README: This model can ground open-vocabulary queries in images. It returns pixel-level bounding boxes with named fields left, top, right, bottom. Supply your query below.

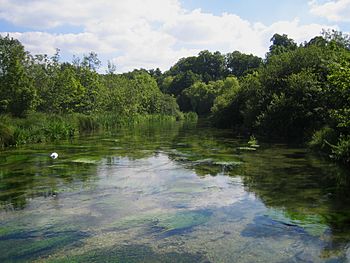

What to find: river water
left=1, top=121, right=350, bottom=262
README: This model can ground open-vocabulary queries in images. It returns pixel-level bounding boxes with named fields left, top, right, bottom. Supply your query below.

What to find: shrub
left=331, top=135, right=350, bottom=165
left=308, top=127, right=338, bottom=154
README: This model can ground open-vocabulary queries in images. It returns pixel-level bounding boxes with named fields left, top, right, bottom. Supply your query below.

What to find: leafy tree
left=81, top=52, right=101, bottom=71
left=30, top=51, right=60, bottom=113
left=225, top=51, right=262, bottom=77
left=74, top=65, right=106, bottom=113
left=167, top=70, right=201, bottom=96
left=49, top=64, right=85, bottom=113
left=322, top=29, right=350, bottom=50
left=266, top=33, right=297, bottom=59
left=106, top=60, right=117, bottom=75
left=183, top=81, right=217, bottom=115
left=0, top=35, right=36, bottom=117
left=196, top=50, right=226, bottom=82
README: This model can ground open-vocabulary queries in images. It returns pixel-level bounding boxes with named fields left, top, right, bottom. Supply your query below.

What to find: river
left=1, top=121, right=350, bottom=262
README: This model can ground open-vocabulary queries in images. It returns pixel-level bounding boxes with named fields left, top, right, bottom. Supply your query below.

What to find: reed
left=0, top=112, right=194, bottom=148
left=182, top=112, right=198, bottom=122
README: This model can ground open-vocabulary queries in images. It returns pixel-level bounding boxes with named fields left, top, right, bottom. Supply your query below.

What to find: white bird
left=50, top=152, right=58, bottom=159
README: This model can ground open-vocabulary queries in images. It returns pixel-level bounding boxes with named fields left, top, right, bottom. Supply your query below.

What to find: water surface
left=1, top=121, right=350, bottom=262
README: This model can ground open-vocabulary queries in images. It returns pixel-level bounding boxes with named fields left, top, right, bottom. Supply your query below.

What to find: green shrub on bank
left=309, top=127, right=350, bottom=165
left=308, top=127, right=338, bottom=154
left=331, top=136, right=350, bottom=165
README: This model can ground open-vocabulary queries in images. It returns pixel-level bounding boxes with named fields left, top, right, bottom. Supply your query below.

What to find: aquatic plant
left=75, top=114, right=100, bottom=132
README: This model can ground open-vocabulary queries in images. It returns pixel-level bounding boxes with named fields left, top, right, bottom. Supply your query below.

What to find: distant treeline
left=0, top=30, right=349, bottom=165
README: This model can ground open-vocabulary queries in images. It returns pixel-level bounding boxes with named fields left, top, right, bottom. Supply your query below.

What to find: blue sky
left=0, top=0, right=349, bottom=72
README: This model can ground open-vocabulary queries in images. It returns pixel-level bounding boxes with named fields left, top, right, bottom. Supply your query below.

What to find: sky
left=0, top=0, right=349, bottom=73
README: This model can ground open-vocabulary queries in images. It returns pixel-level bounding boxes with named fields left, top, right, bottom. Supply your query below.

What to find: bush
left=331, top=135, right=350, bottom=165
left=308, top=127, right=338, bottom=154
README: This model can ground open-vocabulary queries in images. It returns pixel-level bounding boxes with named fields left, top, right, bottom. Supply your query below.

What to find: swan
left=50, top=152, right=58, bottom=159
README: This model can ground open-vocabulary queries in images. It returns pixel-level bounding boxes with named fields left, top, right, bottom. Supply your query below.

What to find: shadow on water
left=166, top=123, right=350, bottom=259
left=236, top=145, right=350, bottom=259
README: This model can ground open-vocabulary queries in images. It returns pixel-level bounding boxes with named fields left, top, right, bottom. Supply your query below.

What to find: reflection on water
left=0, top=121, right=350, bottom=262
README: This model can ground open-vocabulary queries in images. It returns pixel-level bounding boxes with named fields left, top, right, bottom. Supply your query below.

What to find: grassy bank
left=0, top=112, right=198, bottom=148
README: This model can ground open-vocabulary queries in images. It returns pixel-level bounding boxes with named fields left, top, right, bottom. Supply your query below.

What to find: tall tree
left=267, top=33, right=297, bottom=58
left=0, top=35, right=36, bottom=117
left=225, top=51, right=262, bottom=77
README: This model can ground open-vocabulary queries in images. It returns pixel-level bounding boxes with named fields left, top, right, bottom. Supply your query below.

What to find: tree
left=106, top=60, right=117, bottom=75
left=50, top=64, right=84, bottom=113
left=167, top=70, right=201, bottom=97
left=196, top=50, right=226, bottom=82
left=0, top=35, right=36, bottom=117
left=267, top=33, right=297, bottom=58
left=225, top=51, right=262, bottom=77
left=322, top=29, right=350, bottom=50
left=30, top=51, right=61, bottom=113
left=183, top=76, right=240, bottom=116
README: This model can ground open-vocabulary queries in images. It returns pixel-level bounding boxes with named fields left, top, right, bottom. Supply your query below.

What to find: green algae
left=47, top=244, right=208, bottom=263
left=0, top=231, right=88, bottom=262
left=107, top=209, right=211, bottom=234
left=265, top=209, right=329, bottom=237
left=156, top=210, right=211, bottom=232
left=1, top=121, right=350, bottom=262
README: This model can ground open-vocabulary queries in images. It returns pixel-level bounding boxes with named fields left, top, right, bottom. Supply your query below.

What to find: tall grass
left=0, top=115, right=15, bottom=148
left=75, top=114, right=100, bottom=132
left=95, top=113, right=177, bottom=130
left=0, top=112, right=194, bottom=148
left=0, top=113, right=76, bottom=147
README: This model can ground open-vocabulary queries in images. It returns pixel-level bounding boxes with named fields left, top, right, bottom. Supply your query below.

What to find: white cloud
left=0, top=0, right=336, bottom=72
left=5, top=32, right=115, bottom=55
left=309, top=0, right=350, bottom=22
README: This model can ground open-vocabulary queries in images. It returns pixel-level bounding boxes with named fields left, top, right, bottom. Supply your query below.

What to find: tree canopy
left=1, top=31, right=349, bottom=164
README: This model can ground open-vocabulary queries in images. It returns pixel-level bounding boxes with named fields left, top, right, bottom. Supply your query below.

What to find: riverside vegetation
left=0, top=29, right=349, bottom=165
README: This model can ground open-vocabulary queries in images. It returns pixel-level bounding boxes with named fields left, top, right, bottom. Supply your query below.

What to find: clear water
left=1, top=121, right=350, bottom=262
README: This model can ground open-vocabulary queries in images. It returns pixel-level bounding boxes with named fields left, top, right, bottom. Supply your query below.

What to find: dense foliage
left=209, top=31, right=350, bottom=165
left=1, top=31, right=349, bottom=165
left=158, top=49, right=262, bottom=113
left=0, top=35, right=181, bottom=119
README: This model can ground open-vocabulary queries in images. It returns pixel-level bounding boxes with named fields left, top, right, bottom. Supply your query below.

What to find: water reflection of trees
left=168, top=124, right=243, bottom=176
left=2, top=120, right=350, bottom=259
left=237, top=147, right=350, bottom=258
left=168, top=126, right=350, bottom=258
